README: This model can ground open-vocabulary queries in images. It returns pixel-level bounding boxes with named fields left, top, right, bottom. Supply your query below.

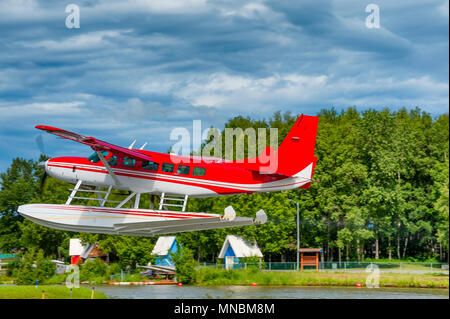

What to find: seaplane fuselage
left=43, top=151, right=315, bottom=197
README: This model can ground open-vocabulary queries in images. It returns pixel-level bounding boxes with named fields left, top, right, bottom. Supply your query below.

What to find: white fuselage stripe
left=49, top=162, right=312, bottom=192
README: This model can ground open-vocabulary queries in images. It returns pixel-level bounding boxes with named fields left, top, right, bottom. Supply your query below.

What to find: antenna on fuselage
left=128, top=139, right=136, bottom=149
left=139, top=142, right=148, bottom=150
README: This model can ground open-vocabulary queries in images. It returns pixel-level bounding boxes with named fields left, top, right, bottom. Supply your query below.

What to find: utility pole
left=288, top=199, right=300, bottom=271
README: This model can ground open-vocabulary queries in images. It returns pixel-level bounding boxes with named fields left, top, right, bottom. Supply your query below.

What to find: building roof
left=218, top=235, right=263, bottom=258
left=152, top=236, right=177, bottom=256
left=87, top=245, right=106, bottom=258
left=69, top=239, right=105, bottom=258
left=298, top=248, right=323, bottom=253
left=80, top=244, right=95, bottom=259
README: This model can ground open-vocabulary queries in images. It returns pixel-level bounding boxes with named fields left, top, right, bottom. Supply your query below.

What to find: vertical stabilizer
left=273, top=114, right=319, bottom=178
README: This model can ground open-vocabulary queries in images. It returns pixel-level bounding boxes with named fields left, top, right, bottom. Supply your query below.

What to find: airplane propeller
left=35, top=130, right=54, bottom=195
left=35, top=132, right=46, bottom=155
left=38, top=161, right=48, bottom=194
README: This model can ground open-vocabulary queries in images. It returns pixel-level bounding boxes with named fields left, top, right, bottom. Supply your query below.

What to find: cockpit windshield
left=88, top=151, right=109, bottom=163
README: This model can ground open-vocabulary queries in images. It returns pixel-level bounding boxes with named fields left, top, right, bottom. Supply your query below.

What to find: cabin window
left=88, top=151, right=109, bottom=163
left=161, top=163, right=174, bottom=173
left=193, top=167, right=206, bottom=176
left=142, top=161, right=159, bottom=171
left=123, top=157, right=136, bottom=167
left=177, top=165, right=190, bottom=175
left=107, top=156, right=118, bottom=166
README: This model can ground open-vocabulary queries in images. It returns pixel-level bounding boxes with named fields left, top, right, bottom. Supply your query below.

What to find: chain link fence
left=199, top=261, right=449, bottom=274
left=317, top=261, right=449, bottom=274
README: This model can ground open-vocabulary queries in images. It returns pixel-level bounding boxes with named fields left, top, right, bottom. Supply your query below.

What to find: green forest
left=0, top=107, right=448, bottom=267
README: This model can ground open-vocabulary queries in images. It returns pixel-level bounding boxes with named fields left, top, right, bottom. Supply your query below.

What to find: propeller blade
left=39, top=171, right=48, bottom=194
left=35, top=133, right=45, bottom=154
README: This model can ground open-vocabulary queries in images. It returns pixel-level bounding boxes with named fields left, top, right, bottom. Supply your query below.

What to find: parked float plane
left=18, top=115, right=318, bottom=237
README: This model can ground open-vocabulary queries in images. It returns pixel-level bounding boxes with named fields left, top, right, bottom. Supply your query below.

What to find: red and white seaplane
left=18, top=115, right=318, bottom=237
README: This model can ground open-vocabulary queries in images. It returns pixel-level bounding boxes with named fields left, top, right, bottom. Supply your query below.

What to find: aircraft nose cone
left=38, top=160, right=50, bottom=171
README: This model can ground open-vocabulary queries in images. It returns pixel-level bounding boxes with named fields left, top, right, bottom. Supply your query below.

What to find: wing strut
left=66, top=180, right=82, bottom=205
left=117, top=192, right=136, bottom=208
left=96, top=151, right=121, bottom=185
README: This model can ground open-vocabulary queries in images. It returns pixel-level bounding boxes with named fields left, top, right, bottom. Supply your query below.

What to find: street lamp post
left=288, top=199, right=300, bottom=271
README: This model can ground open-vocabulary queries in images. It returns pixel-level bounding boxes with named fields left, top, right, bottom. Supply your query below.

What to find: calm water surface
left=92, top=285, right=449, bottom=299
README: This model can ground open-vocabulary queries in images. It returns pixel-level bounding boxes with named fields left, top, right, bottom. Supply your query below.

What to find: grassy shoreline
left=194, top=268, right=449, bottom=289
left=1, top=269, right=448, bottom=292
left=0, top=285, right=108, bottom=299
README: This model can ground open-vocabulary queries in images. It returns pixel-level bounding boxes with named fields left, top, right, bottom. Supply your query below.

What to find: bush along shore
left=194, top=267, right=449, bottom=289
left=0, top=256, right=177, bottom=287
left=1, top=249, right=447, bottom=290
left=1, top=267, right=448, bottom=290
left=171, top=248, right=449, bottom=289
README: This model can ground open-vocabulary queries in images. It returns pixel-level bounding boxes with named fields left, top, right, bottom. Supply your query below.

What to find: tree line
left=0, top=107, right=448, bottom=266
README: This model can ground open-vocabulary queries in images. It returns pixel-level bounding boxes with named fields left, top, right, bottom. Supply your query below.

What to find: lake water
left=91, top=285, right=449, bottom=299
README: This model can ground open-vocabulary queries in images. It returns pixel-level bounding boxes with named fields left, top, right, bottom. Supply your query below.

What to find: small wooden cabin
left=218, top=235, right=263, bottom=269
left=69, top=238, right=106, bottom=265
left=151, top=236, right=180, bottom=267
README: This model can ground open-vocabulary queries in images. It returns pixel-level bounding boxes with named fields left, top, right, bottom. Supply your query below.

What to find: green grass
left=0, top=285, right=108, bottom=299
left=195, top=267, right=449, bottom=289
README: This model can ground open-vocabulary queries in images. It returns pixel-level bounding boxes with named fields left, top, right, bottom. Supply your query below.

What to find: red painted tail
left=274, top=114, right=319, bottom=181
left=229, top=114, right=318, bottom=185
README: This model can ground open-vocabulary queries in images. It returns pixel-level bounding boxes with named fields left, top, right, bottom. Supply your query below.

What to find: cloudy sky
left=0, top=0, right=448, bottom=172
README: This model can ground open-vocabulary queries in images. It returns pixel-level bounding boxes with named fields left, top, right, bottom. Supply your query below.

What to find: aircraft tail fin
left=228, top=114, right=319, bottom=186
left=272, top=114, right=319, bottom=180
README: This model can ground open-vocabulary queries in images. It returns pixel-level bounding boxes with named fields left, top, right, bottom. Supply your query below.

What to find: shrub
left=123, top=272, right=144, bottom=282
left=80, top=258, right=108, bottom=282
left=170, top=246, right=198, bottom=284
left=106, top=262, right=122, bottom=278
left=200, top=267, right=219, bottom=282
left=12, top=248, right=55, bottom=285
left=114, top=244, right=155, bottom=269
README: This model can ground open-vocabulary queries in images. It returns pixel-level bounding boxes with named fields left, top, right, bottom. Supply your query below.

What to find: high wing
left=35, top=125, right=152, bottom=162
